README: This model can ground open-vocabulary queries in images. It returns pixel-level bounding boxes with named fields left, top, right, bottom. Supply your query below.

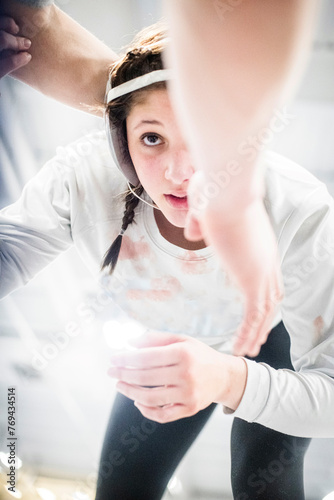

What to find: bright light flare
left=103, top=320, right=146, bottom=350
left=0, top=452, right=22, bottom=469
left=71, top=491, right=91, bottom=500
left=36, top=488, right=56, bottom=500
left=167, top=475, right=183, bottom=496
left=323, top=493, right=334, bottom=500
left=3, top=485, right=22, bottom=498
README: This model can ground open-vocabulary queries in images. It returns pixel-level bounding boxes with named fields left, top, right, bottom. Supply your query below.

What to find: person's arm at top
left=0, top=0, right=118, bottom=114
left=164, top=0, right=319, bottom=356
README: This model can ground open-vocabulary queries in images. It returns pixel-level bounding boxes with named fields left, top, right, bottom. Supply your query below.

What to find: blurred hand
left=185, top=170, right=284, bottom=357
left=108, top=331, right=247, bottom=423
left=0, top=16, right=31, bottom=78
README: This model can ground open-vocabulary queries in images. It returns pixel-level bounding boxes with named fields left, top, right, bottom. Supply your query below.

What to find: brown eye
left=142, top=134, right=162, bottom=146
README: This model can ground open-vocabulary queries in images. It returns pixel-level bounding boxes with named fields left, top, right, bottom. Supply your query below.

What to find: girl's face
left=126, top=88, right=195, bottom=230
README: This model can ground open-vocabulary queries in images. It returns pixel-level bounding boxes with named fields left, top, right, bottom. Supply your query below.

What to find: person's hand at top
left=0, top=15, right=31, bottom=78
left=0, top=2, right=117, bottom=112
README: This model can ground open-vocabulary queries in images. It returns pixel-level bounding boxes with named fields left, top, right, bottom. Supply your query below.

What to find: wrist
left=215, top=355, right=248, bottom=411
left=189, top=150, right=265, bottom=219
left=204, top=196, right=265, bottom=231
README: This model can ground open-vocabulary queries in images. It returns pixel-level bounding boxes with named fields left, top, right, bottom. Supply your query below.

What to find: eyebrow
left=133, top=119, right=164, bottom=130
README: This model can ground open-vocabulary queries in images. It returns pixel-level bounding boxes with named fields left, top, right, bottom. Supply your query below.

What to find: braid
left=101, top=186, right=144, bottom=274
left=121, top=187, right=142, bottom=230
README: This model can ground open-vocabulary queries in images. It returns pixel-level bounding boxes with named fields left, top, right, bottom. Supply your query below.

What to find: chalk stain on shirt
left=119, top=235, right=151, bottom=261
left=313, top=315, right=324, bottom=342
left=127, top=276, right=182, bottom=302
left=181, top=251, right=208, bottom=274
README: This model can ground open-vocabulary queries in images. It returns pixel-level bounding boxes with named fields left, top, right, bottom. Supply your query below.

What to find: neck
left=154, top=211, right=207, bottom=251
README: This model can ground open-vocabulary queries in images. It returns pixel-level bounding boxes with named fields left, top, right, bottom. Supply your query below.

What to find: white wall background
left=0, top=1, right=334, bottom=499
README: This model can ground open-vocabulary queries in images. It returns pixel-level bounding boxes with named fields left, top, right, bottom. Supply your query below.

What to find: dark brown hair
left=101, top=24, right=167, bottom=274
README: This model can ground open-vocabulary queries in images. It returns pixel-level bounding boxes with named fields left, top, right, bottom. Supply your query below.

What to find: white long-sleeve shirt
left=1, top=131, right=333, bottom=437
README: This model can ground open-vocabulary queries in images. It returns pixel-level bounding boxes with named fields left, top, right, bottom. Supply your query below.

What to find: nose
left=164, top=146, right=194, bottom=185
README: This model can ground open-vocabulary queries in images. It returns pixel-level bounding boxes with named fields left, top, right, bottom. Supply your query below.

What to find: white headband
left=106, top=69, right=173, bottom=103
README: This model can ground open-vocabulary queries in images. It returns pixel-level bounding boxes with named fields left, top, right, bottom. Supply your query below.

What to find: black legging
left=95, top=322, right=311, bottom=500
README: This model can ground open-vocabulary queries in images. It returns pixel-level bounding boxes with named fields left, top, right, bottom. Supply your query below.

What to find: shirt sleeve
left=0, top=159, right=74, bottom=299
left=230, top=186, right=334, bottom=437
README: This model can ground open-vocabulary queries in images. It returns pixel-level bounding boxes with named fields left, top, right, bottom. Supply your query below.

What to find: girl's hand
left=108, top=331, right=247, bottom=423
left=0, top=16, right=31, bottom=78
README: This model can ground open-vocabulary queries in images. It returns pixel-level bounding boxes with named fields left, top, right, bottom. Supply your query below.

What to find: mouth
left=164, top=193, right=189, bottom=210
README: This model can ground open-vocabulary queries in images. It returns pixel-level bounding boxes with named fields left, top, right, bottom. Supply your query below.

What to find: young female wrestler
left=1, top=24, right=333, bottom=500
